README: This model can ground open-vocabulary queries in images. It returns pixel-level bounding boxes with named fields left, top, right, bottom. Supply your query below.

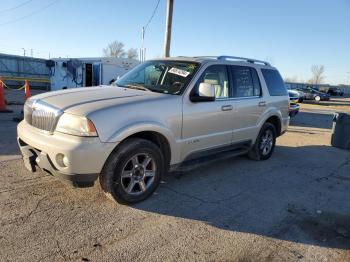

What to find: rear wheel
left=315, top=95, right=321, bottom=102
left=248, top=122, right=277, bottom=161
left=100, top=138, right=164, bottom=204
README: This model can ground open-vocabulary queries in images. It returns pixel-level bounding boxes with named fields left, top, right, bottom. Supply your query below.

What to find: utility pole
left=22, top=48, right=26, bottom=57
left=163, top=0, right=173, bottom=57
left=140, top=26, right=146, bottom=61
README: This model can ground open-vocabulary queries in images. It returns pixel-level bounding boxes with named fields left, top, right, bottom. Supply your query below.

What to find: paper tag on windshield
left=168, top=67, right=190, bottom=77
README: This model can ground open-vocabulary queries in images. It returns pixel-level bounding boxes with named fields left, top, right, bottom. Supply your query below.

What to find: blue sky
left=0, top=0, right=349, bottom=85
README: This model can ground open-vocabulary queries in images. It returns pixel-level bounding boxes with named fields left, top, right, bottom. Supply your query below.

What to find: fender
left=106, top=121, right=181, bottom=165
left=257, top=107, right=283, bottom=128
left=253, top=107, right=284, bottom=142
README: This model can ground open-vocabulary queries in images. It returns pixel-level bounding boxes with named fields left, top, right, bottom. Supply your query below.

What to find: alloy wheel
left=259, top=129, right=274, bottom=156
left=120, top=153, right=156, bottom=195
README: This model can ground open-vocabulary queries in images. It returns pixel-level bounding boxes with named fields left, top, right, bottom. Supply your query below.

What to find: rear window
left=261, top=69, right=288, bottom=96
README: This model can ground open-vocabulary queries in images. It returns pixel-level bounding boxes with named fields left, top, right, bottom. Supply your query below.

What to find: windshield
left=116, top=60, right=200, bottom=95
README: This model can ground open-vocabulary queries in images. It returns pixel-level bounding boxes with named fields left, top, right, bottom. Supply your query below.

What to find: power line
left=140, top=0, right=161, bottom=61
left=144, top=0, right=161, bottom=30
left=0, top=0, right=35, bottom=14
left=0, top=0, right=60, bottom=27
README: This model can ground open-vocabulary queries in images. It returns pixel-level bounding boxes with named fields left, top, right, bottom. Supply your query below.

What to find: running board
left=169, top=146, right=250, bottom=173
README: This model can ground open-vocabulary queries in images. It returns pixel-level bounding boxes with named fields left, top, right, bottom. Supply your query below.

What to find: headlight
left=55, top=113, right=98, bottom=137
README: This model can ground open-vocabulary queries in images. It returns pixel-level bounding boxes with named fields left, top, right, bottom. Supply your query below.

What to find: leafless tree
left=309, top=65, right=325, bottom=84
left=284, top=76, right=298, bottom=83
left=103, top=41, right=126, bottom=57
left=127, top=48, right=138, bottom=59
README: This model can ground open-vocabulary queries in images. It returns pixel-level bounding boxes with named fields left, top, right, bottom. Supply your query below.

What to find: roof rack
left=217, top=56, right=271, bottom=66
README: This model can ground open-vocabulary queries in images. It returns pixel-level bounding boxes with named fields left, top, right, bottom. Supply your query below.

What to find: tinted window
left=251, top=68, right=262, bottom=96
left=261, top=69, right=288, bottom=96
left=196, top=65, right=230, bottom=99
left=231, top=66, right=260, bottom=97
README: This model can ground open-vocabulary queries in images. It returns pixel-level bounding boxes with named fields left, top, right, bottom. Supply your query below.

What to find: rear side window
left=261, top=69, right=288, bottom=96
left=230, top=66, right=261, bottom=97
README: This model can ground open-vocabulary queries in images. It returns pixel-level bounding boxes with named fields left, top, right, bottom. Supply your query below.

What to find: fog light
left=56, top=153, right=69, bottom=168
left=63, top=155, right=69, bottom=167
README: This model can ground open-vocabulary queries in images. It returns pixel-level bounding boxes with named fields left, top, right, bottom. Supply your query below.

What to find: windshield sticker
left=168, top=67, right=191, bottom=77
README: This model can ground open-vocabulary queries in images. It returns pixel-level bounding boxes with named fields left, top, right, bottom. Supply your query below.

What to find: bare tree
left=284, top=76, right=298, bottom=83
left=309, top=65, right=325, bottom=84
left=103, top=41, right=126, bottom=57
left=127, top=48, right=138, bottom=59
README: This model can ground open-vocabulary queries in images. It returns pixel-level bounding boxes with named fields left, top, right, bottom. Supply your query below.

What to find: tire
left=100, top=138, right=164, bottom=204
left=298, top=98, right=304, bottom=103
left=248, top=122, right=277, bottom=161
left=314, top=95, right=321, bottom=102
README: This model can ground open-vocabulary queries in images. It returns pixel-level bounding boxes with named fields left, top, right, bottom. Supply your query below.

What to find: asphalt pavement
left=1, top=97, right=350, bottom=261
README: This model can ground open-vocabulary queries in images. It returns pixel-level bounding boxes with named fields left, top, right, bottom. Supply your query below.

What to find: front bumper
left=17, top=121, right=117, bottom=186
left=289, top=104, right=300, bottom=117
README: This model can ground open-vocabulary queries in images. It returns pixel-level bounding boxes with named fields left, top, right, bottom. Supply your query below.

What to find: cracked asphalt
left=1, top=97, right=350, bottom=261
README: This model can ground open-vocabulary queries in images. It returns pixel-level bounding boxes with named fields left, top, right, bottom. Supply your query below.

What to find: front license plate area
left=20, top=146, right=37, bottom=172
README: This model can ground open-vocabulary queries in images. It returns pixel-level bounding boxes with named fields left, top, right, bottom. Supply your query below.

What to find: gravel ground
left=0, top=95, right=350, bottom=261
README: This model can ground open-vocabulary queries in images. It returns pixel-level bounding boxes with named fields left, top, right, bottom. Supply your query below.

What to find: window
left=261, top=69, right=288, bottom=96
left=230, top=66, right=260, bottom=97
left=196, top=65, right=230, bottom=99
left=116, top=61, right=199, bottom=95
left=251, top=68, right=262, bottom=96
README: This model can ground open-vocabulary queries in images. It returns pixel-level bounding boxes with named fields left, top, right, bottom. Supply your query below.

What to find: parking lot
left=1, top=96, right=350, bottom=262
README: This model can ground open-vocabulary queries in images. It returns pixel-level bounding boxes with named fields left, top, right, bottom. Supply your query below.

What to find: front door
left=181, top=64, right=235, bottom=160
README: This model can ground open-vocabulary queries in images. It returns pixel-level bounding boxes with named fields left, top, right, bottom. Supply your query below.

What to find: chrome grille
left=24, top=100, right=62, bottom=133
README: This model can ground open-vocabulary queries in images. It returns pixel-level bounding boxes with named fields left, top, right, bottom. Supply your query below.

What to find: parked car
left=288, top=87, right=305, bottom=102
left=288, top=90, right=300, bottom=117
left=18, top=55, right=289, bottom=204
left=295, top=87, right=330, bottom=101
left=327, top=87, right=344, bottom=96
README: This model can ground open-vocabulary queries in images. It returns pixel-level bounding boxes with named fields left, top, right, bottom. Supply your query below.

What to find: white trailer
left=48, top=57, right=139, bottom=91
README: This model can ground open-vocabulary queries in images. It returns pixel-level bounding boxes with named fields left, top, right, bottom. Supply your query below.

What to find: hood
left=30, top=85, right=163, bottom=115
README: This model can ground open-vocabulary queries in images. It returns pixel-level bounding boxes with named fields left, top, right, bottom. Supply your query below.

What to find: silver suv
left=17, top=56, right=289, bottom=204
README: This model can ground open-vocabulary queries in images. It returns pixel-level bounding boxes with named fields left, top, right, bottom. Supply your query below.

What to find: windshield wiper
left=122, top=84, right=151, bottom=92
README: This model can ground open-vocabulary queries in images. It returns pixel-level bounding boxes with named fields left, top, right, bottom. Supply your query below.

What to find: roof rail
left=217, top=56, right=271, bottom=66
left=192, top=56, right=217, bottom=59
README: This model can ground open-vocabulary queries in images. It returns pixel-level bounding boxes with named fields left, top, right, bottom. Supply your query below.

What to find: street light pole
left=163, top=0, right=173, bottom=57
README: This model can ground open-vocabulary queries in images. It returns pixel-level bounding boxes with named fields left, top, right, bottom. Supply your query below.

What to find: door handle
left=258, top=101, right=267, bottom=107
left=221, top=105, right=233, bottom=111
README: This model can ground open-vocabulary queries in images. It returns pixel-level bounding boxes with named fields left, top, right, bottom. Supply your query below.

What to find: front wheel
left=248, top=122, right=277, bottom=161
left=314, top=95, right=321, bottom=102
left=100, top=138, right=164, bottom=204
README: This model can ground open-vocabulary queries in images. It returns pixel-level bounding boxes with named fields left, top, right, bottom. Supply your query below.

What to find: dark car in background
left=327, top=87, right=344, bottom=96
left=294, top=87, right=330, bottom=102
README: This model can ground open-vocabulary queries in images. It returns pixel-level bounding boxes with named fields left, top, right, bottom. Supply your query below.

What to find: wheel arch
left=125, top=131, right=172, bottom=169
left=265, top=115, right=282, bottom=136
left=106, top=123, right=177, bottom=168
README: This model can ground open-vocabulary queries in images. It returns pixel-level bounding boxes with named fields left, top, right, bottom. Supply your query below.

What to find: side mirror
left=190, top=83, right=215, bottom=102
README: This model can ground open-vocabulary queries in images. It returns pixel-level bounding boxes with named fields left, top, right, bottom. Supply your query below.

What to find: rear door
left=229, top=65, right=264, bottom=142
